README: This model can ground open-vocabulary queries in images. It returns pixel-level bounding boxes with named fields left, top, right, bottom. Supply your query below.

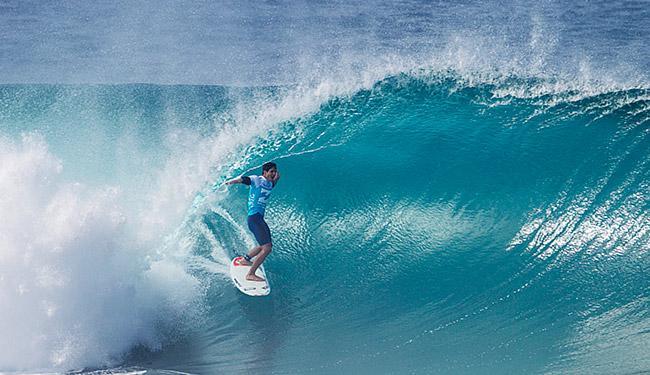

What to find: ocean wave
left=0, top=71, right=648, bottom=373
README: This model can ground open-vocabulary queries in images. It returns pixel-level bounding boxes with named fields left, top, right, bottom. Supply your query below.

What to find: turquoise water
left=191, top=76, right=650, bottom=374
left=1, top=0, right=649, bottom=373
left=0, top=74, right=647, bottom=374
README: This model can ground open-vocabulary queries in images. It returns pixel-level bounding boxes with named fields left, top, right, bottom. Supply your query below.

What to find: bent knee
left=261, top=243, right=272, bottom=253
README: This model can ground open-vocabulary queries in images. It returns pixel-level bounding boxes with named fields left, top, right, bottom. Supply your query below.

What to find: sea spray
left=0, top=135, right=202, bottom=371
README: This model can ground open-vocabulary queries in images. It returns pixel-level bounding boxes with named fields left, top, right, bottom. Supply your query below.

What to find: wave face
left=1, top=75, right=647, bottom=374
left=192, top=76, right=650, bottom=375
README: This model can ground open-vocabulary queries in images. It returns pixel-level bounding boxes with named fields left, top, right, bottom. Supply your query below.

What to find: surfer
left=224, top=162, right=280, bottom=282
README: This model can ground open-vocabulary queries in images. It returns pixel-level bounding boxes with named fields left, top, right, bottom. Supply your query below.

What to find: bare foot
left=246, top=273, right=265, bottom=282
left=236, top=257, right=252, bottom=266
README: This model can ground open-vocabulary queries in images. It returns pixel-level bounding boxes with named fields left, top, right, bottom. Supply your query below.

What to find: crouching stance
left=225, top=162, right=280, bottom=282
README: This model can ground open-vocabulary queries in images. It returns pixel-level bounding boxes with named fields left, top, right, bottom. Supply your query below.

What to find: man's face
left=263, top=167, right=277, bottom=180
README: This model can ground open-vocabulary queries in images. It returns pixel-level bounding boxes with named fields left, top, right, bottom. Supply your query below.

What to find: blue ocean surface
left=0, top=1, right=648, bottom=374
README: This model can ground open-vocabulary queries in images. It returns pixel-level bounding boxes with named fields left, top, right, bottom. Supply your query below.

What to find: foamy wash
left=0, top=1, right=648, bottom=374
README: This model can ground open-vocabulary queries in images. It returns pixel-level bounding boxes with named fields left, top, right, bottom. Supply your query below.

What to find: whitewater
left=0, top=1, right=648, bottom=374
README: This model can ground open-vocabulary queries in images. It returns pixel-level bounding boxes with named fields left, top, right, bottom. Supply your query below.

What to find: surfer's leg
left=239, top=245, right=262, bottom=266
left=248, top=245, right=264, bottom=258
left=246, top=243, right=272, bottom=281
left=244, top=213, right=272, bottom=274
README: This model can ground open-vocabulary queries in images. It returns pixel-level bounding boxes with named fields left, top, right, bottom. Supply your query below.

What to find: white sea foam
left=0, top=135, right=201, bottom=371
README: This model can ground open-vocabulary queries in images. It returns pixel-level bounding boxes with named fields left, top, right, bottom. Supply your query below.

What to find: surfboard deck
left=229, top=256, right=270, bottom=296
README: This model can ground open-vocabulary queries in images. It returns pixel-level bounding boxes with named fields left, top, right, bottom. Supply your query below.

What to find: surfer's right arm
left=224, top=176, right=252, bottom=186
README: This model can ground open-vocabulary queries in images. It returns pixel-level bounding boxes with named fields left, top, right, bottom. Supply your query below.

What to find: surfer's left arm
left=225, top=176, right=252, bottom=186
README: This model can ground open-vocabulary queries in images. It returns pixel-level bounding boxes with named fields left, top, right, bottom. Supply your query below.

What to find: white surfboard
left=229, top=256, right=270, bottom=296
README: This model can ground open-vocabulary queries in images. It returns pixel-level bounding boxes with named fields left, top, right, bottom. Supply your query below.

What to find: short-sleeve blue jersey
left=245, top=175, right=274, bottom=217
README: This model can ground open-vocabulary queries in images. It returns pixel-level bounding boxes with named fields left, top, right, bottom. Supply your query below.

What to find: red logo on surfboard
left=233, top=256, right=245, bottom=266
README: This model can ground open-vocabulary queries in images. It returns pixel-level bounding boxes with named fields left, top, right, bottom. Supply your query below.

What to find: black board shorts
left=247, top=213, right=272, bottom=246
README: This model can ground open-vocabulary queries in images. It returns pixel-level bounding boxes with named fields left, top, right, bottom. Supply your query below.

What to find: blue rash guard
left=242, top=175, right=274, bottom=217
left=241, top=175, right=274, bottom=245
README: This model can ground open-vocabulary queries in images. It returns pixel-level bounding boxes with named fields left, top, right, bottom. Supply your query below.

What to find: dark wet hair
left=262, top=161, right=277, bottom=172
